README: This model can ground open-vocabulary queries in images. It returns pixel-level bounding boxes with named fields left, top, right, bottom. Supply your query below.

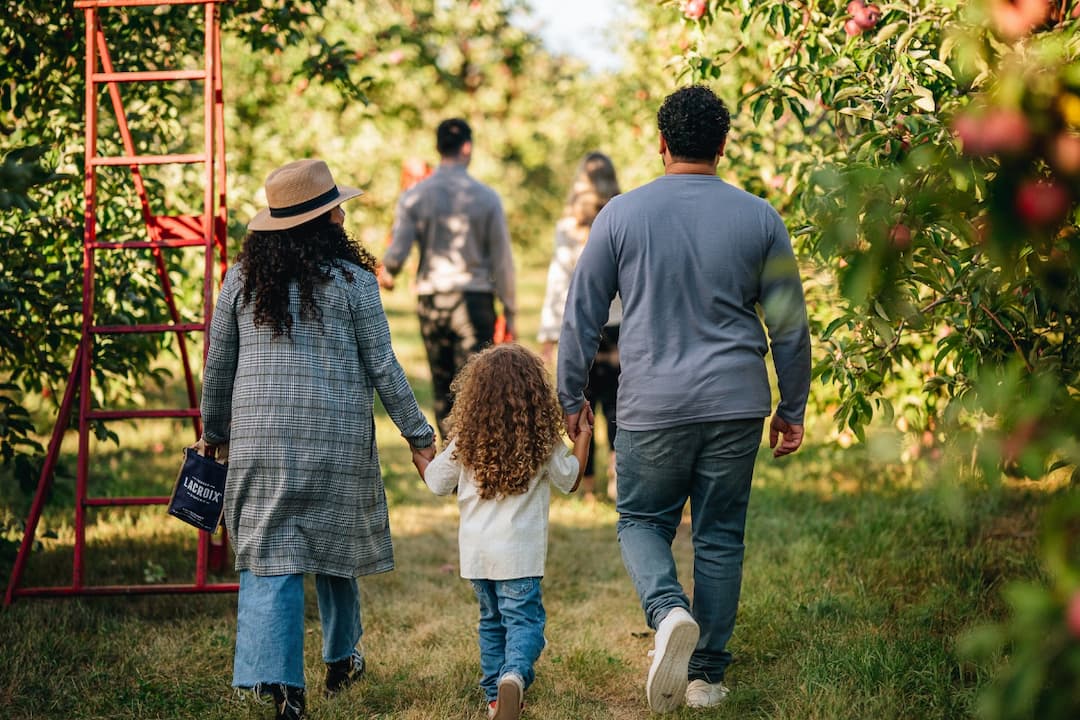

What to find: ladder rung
left=92, top=323, right=205, bottom=334
left=84, top=496, right=170, bottom=507
left=12, top=583, right=239, bottom=598
left=76, top=1, right=218, bottom=8
left=87, top=409, right=202, bottom=420
left=91, top=153, right=206, bottom=166
left=93, top=70, right=207, bottom=83
left=93, top=239, right=209, bottom=249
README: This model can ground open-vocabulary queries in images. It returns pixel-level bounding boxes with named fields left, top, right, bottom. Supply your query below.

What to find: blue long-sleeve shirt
left=557, top=174, right=811, bottom=430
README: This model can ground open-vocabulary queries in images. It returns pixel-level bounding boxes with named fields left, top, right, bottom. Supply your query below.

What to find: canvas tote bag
left=167, top=438, right=227, bottom=532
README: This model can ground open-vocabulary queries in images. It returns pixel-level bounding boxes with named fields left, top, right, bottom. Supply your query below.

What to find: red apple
left=889, top=223, right=912, bottom=251
left=854, top=3, right=881, bottom=29
left=952, top=109, right=1031, bottom=156
left=953, top=114, right=990, bottom=155
left=1016, top=179, right=1071, bottom=227
left=847, top=0, right=865, bottom=13
left=682, top=0, right=707, bottom=20
left=844, top=18, right=863, bottom=36
left=1051, top=133, right=1080, bottom=175
left=1066, top=590, right=1080, bottom=639
left=990, top=0, right=1050, bottom=40
left=982, top=108, right=1032, bottom=155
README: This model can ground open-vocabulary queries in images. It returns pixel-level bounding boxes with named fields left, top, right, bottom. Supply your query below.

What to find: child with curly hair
left=415, top=343, right=591, bottom=720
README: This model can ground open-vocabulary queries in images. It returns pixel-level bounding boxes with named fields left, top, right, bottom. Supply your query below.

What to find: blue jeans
left=614, top=419, right=763, bottom=683
left=471, top=577, right=546, bottom=701
left=233, top=571, right=362, bottom=689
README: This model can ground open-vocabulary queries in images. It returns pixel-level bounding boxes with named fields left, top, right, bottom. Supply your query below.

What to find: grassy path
left=0, top=259, right=1053, bottom=719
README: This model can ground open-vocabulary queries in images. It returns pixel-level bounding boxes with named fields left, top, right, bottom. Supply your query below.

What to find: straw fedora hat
left=248, top=159, right=363, bottom=231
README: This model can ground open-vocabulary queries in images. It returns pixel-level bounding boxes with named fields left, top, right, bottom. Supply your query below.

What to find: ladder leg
left=4, top=345, right=84, bottom=606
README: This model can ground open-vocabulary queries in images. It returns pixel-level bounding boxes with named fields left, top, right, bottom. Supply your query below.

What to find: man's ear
left=659, top=134, right=669, bottom=156
left=717, top=137, right=727, bottom=158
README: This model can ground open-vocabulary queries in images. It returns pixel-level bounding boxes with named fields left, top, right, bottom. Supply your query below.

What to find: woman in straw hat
left=200, top=159, right=436, bottom=720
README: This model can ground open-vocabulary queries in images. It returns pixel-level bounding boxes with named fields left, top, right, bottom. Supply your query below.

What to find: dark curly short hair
left=436, top=118, right=472, bottom=156
left=657, top=85, right=731, bottom=162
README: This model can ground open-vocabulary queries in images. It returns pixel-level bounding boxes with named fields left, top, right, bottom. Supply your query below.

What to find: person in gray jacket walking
left=379, top=118, right=517, bottom=440
left=557, top=86, right=811, bottom=713
left=201, top=159, right=436, bottom=720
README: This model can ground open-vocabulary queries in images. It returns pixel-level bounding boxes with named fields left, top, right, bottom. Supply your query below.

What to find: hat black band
left=269, top=186, right=340, bottom=218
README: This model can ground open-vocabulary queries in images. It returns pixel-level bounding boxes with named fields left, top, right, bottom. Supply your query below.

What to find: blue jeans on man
left=470, top=577, right=546, bottom=701
left=233, top=571, right=362, bottom=689
left=614, top=418, right=763, bottom=683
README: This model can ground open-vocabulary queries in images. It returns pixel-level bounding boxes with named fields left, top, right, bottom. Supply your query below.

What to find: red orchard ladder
left=4, top=0, right=236, bottom=604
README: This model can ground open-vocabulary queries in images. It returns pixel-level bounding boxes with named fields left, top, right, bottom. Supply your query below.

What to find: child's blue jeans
left=470, top=577, right=546, bottom=701
left=233, top=570, right=362, bottom=690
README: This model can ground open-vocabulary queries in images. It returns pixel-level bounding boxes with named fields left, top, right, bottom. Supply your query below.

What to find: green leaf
left=912, top=86, right=936, bottom=113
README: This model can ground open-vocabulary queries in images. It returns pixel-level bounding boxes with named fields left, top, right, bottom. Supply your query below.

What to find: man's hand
left=769, top=415, right=804, bottom=458
left=565, top=401, right=594, bottom=441
left=376, top=264, right=395, bottom=290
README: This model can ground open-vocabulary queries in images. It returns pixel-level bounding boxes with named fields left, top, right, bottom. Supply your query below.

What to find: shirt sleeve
left=487, top=195, right=516, bottom=322
left=760, top=207, right=812, bottom=425
left=350, top=272, right=436, bottom=445
left=424, top=439, right=463, bottom=496
left=200, top=267, right=240, bottom=445
left=557, top=207, right=618, bottom=414
left=383, top=190, right=418, bottom=275
left=546, top=443, right=580, bottom=494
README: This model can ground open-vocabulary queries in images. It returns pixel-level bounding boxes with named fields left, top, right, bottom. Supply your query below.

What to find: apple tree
left=0, top=1, right=370, bottom=496
left=649, top=0, right=1079, bottom=483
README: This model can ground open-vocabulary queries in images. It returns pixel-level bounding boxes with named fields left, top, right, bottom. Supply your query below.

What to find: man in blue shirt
left=558, top=85, right=811, bottom=712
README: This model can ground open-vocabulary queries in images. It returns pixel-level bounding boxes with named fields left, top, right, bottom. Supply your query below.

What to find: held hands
left=769, top=415, right=805, bottom=458
left=565, top=401, right=595, bottom=441
left=577, top=411, right=593, bottom=438
left=568, top=404, right=593, bottom=493
left=411, top=443, right=435, bottom=479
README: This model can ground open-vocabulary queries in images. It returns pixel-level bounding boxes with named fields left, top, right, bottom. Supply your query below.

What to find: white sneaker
left=686, top=679, right=730, bottom=708
left=492, top=672, right=524, bottom=720
left=646, top=607, right=700, bottom=713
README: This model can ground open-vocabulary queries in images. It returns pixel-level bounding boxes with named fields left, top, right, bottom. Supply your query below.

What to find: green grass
left=0, top=259, right=1058, bottom=719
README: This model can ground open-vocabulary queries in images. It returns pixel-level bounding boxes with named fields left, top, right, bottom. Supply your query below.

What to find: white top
left=424, top=438, right=580, bottom=580
left=537, top=217, right=622, bottom=343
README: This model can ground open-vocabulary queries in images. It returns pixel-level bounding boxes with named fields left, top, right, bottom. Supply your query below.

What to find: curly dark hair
left=447, top=343, right=565, bottom=500
left=657, top=85, right=731, bottom=162
left=235, top=211, right=378, bottom=338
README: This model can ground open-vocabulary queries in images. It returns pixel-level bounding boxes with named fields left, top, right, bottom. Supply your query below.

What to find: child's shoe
left=646, top=606, right=699, bottom=713
left=490, top=672, right=524, bottom=719
left=324, top=649, right=365, bottom=697
left=685, top=678, right=730, bottom=708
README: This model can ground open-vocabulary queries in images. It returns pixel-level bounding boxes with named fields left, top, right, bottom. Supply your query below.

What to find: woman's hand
left=411, top=443, right=435, bottom=479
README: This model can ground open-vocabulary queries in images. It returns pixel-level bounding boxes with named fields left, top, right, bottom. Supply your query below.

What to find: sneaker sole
left=646, top=615, right=700, bottom=713
left=493, top=677, right=523, bottom=720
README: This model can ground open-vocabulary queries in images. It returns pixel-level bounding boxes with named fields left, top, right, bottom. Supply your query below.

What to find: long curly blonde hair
left=447, top=343, right=564, bottom=500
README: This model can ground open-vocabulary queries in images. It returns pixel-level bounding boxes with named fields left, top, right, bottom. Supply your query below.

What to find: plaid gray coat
left=200, top=262, right=434, bottom=578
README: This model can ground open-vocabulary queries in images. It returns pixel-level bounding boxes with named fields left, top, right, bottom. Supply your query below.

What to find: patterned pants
left=417, top=291, right=496, bottom=439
